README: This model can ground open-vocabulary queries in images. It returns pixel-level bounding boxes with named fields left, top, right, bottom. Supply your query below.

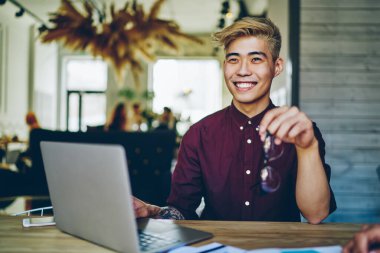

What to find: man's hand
left=259, top=106, right=316, bottom=149
left=343, top=225, right=380, bottom=253
left=133, top=197, right=161, bottom=218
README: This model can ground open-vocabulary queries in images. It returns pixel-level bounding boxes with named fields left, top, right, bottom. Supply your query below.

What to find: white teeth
left=236, top=82, right=255, bottom=88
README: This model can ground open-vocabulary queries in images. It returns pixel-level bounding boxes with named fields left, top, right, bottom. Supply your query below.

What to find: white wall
left=0, top=2, right=33, bottom=139
left=33, top=33, right=58, bottom=130
left=267, top=0, right=290, bottom=106
left=0, top=2, right=58, bottom=138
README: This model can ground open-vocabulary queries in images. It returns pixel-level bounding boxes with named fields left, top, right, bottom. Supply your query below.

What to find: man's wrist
left=296, top=136, right=318, bottom=153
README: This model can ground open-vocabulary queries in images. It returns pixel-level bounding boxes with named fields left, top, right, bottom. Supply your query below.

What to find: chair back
left=86, top=125, right=105, bottom=132
left=29, top=129, right=176, bottom=206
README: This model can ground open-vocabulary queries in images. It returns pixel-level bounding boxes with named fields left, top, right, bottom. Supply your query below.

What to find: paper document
left=247, top=246, right=342, bottom=253
left=169, top=242, right=247, bottom=253
left=169, top=243, right=342, bottom=253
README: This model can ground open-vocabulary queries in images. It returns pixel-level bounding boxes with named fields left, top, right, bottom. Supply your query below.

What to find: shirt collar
left=229, top=101, right=276, bottom=127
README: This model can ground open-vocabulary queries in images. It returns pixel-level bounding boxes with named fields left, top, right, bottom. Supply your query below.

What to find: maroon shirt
left=167, top=102, right=336, bottom=221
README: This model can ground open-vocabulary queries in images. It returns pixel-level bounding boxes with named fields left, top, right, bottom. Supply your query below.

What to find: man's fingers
left=287, top=121, right=309, bottom=139
left=134, top=200, right=161, bottom=218
left=274, top=115, right=299, bottom=140
left=259, top=106, right=290, bottom=135
left=132, top=196, right=151, bottom=218
left=132, top=196, right=144, bottom=209
left=266, top=107, right=299, bottom=137
left=135, top=207, right=149, bottom=218
left=343, top=240, right=354, bottom=253
left=367, top=226, right=380, bottom=246
left=354, top=232, right=370, bottom=253
left=344, top=225, right=380, bottom=253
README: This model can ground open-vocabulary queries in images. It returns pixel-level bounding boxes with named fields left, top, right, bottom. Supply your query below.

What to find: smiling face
left=223, top=36, right=283, bottom=117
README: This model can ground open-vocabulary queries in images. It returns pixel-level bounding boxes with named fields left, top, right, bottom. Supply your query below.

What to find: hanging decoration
left=40, top=0, right=203, bottom=86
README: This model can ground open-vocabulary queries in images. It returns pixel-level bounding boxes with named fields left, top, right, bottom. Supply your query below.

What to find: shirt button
left=256, top=126, right=260, bottom=132
left=246, top=170, right=251, bottom=175
left=248, top=120, right=252, bottom=125
left=240, top=126, right=244, bottom=130
left=245, top=201, right=250, bottom=206
left=247, top=139, right=252, bottom=144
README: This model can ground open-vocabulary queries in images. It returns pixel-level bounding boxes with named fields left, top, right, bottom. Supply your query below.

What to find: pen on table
left=198, top=244, right=226, bottom=253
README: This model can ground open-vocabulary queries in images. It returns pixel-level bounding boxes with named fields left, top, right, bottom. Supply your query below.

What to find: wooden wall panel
left=331, top=180, right=380, bottom=195
left=331, top=164, right=379, bottom=179
left=312, top=118, right=380, bottom=133
left=323, top=133, right=380, bottom=149
left=301, top=10, right=380, bottom=24
left=301, top=40, right=380, bottom=55
left=334, top=196, right=380, bottom=211
left=326, top=149, right=380, bottom=164
left=301, top=24, right=380, bottom=40
left=301, top=101, right=380, bottom=117
left=302, top=0, right=380, bottom=9
left=301, top=86, right=380, bottom=101
left=300, top=0, right=380, bottom=223
left=300, top=56, right=380, bottom=72
left=300, top=71, right=380, bottom=86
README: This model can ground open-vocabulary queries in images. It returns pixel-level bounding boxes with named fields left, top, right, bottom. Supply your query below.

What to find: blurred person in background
left=15, top=112, right=41, bottom=174
left=25, top=112, right=40, bottom=131
left=105, top=102, right=127, bottom=132
left=128, top=102, right=144, bottom=131
left=156, top=107, right=176, bottom=131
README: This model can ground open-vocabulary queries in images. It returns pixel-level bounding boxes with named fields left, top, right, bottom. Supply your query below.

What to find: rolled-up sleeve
left=313, top=122, right=337, bottom=214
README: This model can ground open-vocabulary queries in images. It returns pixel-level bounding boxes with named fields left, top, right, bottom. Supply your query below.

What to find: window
left=63, top=57, right=107, bottom=131
left=151, top=59, right=222, bottom=135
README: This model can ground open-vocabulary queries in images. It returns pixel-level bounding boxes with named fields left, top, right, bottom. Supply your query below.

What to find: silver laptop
left=40, top=141, right=212, bottom=253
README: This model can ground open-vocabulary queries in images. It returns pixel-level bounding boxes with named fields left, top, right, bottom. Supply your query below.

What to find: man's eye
left=227, top=58, right=238, bottom=63
left=252, top=57, right=262, bottom=63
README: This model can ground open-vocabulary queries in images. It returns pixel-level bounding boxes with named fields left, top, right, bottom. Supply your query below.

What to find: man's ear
left=274, top=57, right=284, bottom=77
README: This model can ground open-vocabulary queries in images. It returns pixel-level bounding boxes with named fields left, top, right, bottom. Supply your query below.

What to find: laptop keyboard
left=138, top=231, right=180, bottom=252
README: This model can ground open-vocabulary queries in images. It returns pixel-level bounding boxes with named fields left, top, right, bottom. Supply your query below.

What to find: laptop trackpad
left=137, top=218, right=213, bottom=245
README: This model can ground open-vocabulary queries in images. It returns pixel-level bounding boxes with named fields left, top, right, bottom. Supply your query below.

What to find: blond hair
left=212, top=17, right=281, bottom=61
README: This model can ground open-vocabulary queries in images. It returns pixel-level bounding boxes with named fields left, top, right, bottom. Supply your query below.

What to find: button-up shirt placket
left=241, top=119, right=255, bottom=219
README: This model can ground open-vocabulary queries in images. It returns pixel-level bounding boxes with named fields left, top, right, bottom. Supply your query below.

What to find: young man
left=134, top=17, right=336, bottom=224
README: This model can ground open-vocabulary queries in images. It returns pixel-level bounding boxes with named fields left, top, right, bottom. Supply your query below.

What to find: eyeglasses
left=260, top=131, right=284, bottom=193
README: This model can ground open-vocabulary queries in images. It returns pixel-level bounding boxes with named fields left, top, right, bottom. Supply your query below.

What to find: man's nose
left=237, top=61, right=252, bottom=76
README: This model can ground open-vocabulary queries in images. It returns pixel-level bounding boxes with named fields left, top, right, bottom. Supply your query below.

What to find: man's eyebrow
left=249, top=51, right=268, bottom=58
left=225, top=52, right=239, bottom=58
left=225, top=51, right=268, bottom=58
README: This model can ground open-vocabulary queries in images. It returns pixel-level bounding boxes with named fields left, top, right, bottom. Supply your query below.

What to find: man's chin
left=233, top=95, right=258, bottom=104
left=232, top=94, right=269, bottom=106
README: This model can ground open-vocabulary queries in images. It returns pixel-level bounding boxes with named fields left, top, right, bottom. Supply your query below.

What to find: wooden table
left=0, top=215, right=362, bottom=252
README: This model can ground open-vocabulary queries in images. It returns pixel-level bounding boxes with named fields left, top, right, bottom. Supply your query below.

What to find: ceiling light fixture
left=15, top=7, right=24, bottom=17
left=0, top=0, right=49, bottom=27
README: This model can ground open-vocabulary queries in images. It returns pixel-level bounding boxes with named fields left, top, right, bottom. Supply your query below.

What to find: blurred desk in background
left=0, top=196, right=51, bottom=215
left=0, top=137, right=27, bottom=169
